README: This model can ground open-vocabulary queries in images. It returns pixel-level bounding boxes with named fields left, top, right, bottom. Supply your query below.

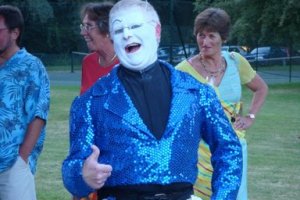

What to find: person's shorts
left=0, top=156, right=36, bottom=200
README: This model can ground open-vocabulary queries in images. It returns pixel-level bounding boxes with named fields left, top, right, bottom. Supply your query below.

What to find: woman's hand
left=234, top=115, right=254, bottom=130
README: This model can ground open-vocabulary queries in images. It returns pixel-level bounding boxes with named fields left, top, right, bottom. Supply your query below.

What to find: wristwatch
left=247, top=113, right=256, bottom=119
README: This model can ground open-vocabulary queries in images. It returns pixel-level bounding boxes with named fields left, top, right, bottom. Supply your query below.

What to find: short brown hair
left=193, top=7, right=231, bottom=41
left=0, top=5, right=24, bottom=45
left=80, top=2, right=114, bottom=35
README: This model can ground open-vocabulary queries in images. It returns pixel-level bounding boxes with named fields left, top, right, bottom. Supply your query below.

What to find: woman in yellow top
left=176, top=8, right=268, bottom=200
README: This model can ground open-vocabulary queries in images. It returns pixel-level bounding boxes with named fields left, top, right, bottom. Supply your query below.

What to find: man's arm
left=62, top=97, right=112, bottom=198
left=19, top=117, right=45, bottom=162
left=201, top=86, right=243, bottom=200
left=20, top=58, right=50, bottom=163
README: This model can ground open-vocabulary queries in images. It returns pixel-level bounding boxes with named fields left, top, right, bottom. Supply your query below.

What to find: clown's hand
left=82, top=145, right=112, bottom=189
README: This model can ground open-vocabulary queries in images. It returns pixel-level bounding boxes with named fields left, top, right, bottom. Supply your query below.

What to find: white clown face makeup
left=110, top=7, right=160, bottom=71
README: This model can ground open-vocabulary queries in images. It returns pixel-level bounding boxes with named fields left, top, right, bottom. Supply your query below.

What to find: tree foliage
left=194, top=0, right=300, bottom=50
left=0, top=0, right=93, bottom=53
left=0, top=0, right=299, bottom=53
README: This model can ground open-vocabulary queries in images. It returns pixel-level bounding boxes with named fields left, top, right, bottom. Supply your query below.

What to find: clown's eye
left=130, top=24, right=142, bottom=30
left=114, top=28, right=123, bottom=35
left=113, top=23, right=144, bottom=35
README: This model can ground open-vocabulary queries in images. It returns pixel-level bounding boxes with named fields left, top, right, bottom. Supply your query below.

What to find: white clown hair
left=109, top=0, right=161, bottom=34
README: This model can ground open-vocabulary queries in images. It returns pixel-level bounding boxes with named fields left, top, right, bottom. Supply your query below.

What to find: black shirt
left=117, top=61, right=171, bottom=140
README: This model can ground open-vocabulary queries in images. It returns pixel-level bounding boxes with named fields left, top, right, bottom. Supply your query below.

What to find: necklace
left=198, top=55, right=225, bottom=86
left=98, top=53, right=117, bottom=67
left=199, top=57, right=225, bottom=78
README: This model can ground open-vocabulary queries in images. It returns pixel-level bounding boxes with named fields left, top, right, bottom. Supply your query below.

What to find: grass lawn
left=35, top=83, right=300, bottom=200
left=36, top=85, right=79, bottom=200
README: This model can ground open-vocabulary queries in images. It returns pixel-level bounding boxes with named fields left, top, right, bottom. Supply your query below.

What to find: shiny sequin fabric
left=62, top=61, right=242, bottom=199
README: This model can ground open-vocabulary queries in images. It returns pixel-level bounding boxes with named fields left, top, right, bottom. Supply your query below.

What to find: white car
left=221, top=45, right=248, bottom=56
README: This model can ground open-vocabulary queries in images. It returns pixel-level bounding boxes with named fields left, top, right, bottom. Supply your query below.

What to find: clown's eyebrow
left=112, top=19, right=122, bottom=25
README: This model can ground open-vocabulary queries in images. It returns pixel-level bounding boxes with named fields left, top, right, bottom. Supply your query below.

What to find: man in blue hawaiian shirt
left=62, top=0, right=242, bottom=199
left=0, top=5, right=50, bottom=200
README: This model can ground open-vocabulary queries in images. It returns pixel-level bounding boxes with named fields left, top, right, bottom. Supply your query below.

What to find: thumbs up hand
left=82, top=145, right=113, bottom=189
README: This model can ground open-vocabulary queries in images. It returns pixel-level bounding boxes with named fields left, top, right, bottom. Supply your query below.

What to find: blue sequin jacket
left=62, top=61, right=242, bottom=199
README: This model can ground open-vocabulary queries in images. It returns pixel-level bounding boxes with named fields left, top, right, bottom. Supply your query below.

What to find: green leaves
left=194, top=0, right=300, bottom=49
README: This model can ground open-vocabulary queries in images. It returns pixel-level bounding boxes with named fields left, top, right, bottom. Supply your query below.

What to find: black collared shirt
left=117, top=61, right=171, bottom=140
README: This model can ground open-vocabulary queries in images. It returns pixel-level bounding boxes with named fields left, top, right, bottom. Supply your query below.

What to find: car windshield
left=251, top=47, right=270, bottom=54
left=221, top=46, right=229, bottom=51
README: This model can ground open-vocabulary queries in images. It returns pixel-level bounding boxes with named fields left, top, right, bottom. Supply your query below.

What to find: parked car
left=244, top=46, right=289, bottom=66
left=158, top=44, right=199, bottom=64
left=221, top=45, right=248, bottom=56
left=158, top=47, right=170, bottom=62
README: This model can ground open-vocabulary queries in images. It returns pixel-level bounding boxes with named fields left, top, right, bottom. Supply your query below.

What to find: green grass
left=36, top=86, right=79, bottom=200
left=244, top=83, right=300, bottom=199
left=35, top=83, right=300, bottom=200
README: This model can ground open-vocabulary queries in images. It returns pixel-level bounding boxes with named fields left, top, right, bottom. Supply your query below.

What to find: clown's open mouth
left=126, top=43, right=141, bottom=53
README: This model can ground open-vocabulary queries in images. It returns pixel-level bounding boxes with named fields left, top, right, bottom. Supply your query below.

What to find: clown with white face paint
left=109, top=1, right=161, bottom=71
left=62, top=0, right=242, bottom=200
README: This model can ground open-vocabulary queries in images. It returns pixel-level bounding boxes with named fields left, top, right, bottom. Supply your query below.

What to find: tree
left=194, top=0, right=300, bottom=50
left=0, top=0, right=92, bottom=53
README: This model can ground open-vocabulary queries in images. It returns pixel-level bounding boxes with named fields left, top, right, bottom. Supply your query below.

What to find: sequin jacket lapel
left=90, top=61, right=201, bottom=138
